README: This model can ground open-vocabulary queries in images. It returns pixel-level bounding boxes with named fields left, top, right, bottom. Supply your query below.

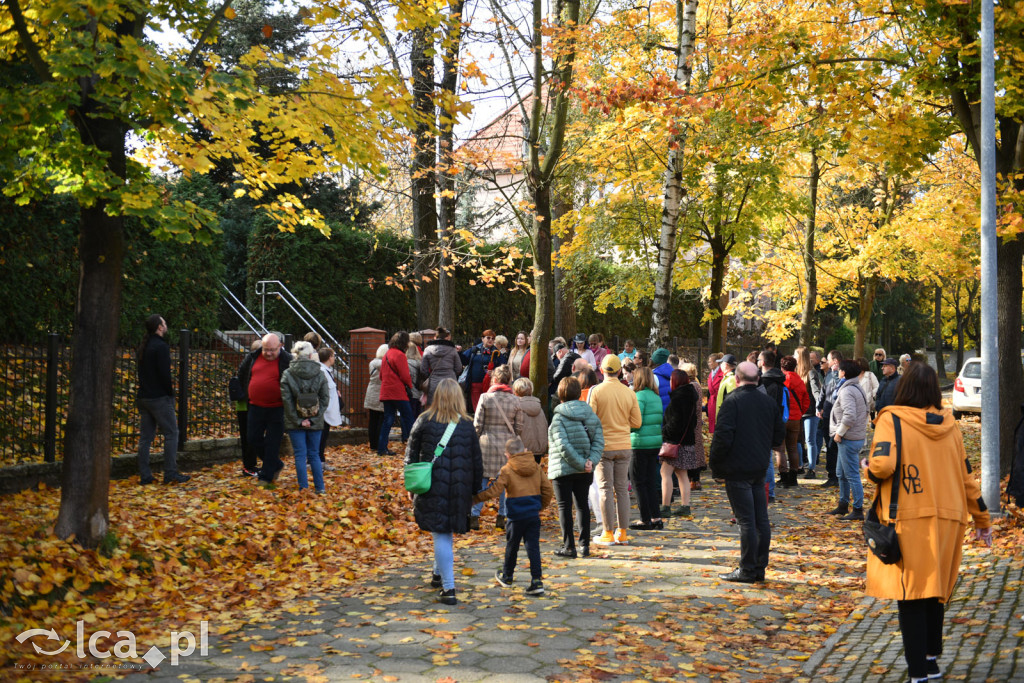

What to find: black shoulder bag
left=863, top=414, right=902, bottom=565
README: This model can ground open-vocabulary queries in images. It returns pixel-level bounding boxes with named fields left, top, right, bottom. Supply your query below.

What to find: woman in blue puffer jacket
left=547, top=376, right=605, bottom=559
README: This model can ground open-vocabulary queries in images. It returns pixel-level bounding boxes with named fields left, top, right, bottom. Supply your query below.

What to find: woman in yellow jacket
left=863, top=362, right=993, bottom=683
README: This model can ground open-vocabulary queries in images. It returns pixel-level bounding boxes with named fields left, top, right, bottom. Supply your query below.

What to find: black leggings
left=367, top=410, right=383, bottom=451
left=553, top=472, right=593, bottom=550
left=897, top=598, right=944, bottom=679
left=629, top=448, right=661, bottom=523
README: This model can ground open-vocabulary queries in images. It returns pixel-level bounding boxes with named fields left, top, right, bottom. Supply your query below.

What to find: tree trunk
left=648, top=0, right=699, bottom=350
left=708, top=242, right=727, bottom=351
left=951, top=282, right=965, bottom=371
left=529, top=181, right=554, bottom=399
left=854, top=274, right=876, bottom=360
left=552, top=190, right=575, bottom=339
left=410, top=26, right=438, bottom=329
left=436, top=0, right=465, bottom=331
left=800, top=148, right=819, bottom=346
left=997, top=235, right=1023, bottom=474
left=54, top=117, right=127, bottom=547
left=523, top=0, right=580, bottom=401
left=934, top=283, right=946, bottom=377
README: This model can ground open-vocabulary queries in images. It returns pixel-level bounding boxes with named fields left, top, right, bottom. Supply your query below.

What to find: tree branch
left=185, top=0, right=235, bottom=70
left=7, top=0, right=51, bottom=81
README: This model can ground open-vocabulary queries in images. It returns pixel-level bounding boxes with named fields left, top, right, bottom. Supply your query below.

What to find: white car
left=951, top=358, right=981, bottom=419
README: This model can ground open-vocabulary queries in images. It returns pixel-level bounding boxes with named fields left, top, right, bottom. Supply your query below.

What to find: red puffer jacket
left=379, top=347, right=413, bottom=401
left=783, top=370, right=811, bottom=420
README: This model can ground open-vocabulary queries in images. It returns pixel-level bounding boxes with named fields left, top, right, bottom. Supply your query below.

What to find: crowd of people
left=132, top=313, right=994, bottom=683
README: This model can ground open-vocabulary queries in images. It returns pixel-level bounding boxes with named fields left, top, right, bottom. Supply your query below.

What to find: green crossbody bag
left=404, top=421, right=458, bottom=494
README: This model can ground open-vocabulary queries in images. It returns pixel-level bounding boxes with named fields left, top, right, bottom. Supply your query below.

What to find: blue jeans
left=472, top=477, right=507, bottom=517
left=502, top=516, right=542, bottom=581
left=249, top=404, right=285, bottom=483
left=804, top=415, right=821, bottom=471
left=837, top=437, right=865, bottom=508
left=432, top=532, right=455, bottom=590
left=289, top=429, right=324, bottom=492
left=724, top=476, right=771, bottom=575
left=766, top=453, right=775, bottom=497
left=379, top=399, right=414, bottom=454
left=138, top=395, right=179, bottom=478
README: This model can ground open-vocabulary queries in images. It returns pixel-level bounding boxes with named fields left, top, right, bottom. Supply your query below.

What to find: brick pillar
left=419, top=329, right=436, bottom=345
left=347, top=327, right=387, bottom=428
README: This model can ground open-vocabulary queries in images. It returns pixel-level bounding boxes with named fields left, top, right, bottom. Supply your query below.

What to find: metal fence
left=0, top=331, right=358, bottom=467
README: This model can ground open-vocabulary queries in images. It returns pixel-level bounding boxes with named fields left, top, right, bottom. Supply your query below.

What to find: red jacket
left=783, top=369, right=811, bottom=419
left=707, top=368, right=723, bottom=433
left=379, top=348, right=413, bottom=401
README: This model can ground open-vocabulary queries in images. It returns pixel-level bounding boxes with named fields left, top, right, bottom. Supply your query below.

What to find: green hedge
left=0, top=177, right=223, bottom=344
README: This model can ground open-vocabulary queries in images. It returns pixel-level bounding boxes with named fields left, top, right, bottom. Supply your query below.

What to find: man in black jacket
left=137, top=314, right=190, bottom=485
left=874, top=357, right=900, bottom=412
left=709, top=361, right=785, bottom=583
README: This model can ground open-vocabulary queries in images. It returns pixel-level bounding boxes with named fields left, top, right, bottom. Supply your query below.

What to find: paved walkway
left=124, top=476, right=1021, bottom=682
left=805, top=553, right=1022, bottom=682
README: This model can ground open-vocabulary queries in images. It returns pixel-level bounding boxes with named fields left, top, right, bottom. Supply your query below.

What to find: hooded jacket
left=761, top=367, right=787, bottom=416
left=547, top=400, right=605, bottom=480
left=407, top=416, right=483, bottom=534
left=515, top=395, right=548, bottom=456
left=421, top=339, right=464, bottom=399
left=783, top=369, right=811, bottom=420
left=829, top=379, right=869, bottom=440
left=631, top=387, right=664, bottom=450
left=281, top=358, right=332, bottom=431
left=652, top=362, right=674, bottom=410
left=865, top=406, right=991, bottom=602
left=474, top=450, right=553, bottom=521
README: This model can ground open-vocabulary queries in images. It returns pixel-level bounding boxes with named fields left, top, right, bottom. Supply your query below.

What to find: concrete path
left=124, top=476, right=1020, bottom=682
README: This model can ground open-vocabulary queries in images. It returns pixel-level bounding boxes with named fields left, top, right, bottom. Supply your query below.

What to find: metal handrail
left=255, top=280, right=350, bottom=372
left=219, top=282, right=270, bottom=338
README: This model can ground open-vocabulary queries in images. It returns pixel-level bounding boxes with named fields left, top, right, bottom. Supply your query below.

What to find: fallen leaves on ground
left=0, top=443, right=426, bottom=680
left=0, top=421, right=1013, bottom=682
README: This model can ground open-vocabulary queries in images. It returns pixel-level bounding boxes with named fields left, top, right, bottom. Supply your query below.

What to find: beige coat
left=865, top=406, right=991, bottom=603
left=474, top=386, right=522, bottom=478
left=515, top=395, right=548, bottom=456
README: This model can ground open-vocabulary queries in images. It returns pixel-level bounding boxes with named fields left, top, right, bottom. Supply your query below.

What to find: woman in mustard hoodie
left=864, top=362, right=992, bottom=683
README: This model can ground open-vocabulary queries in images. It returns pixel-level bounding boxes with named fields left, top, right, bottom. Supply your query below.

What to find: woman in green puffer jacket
left=630, top=367, right=665, bottom=530
left=547, top=377, right=605, bottom=559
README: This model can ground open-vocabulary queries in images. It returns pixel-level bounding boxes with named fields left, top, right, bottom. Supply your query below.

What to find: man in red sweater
left=237, top=333, right=293, bottom=483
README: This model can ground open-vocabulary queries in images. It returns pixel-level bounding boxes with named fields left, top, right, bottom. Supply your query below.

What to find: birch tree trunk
left=648, top=0, right=700, bottom=349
